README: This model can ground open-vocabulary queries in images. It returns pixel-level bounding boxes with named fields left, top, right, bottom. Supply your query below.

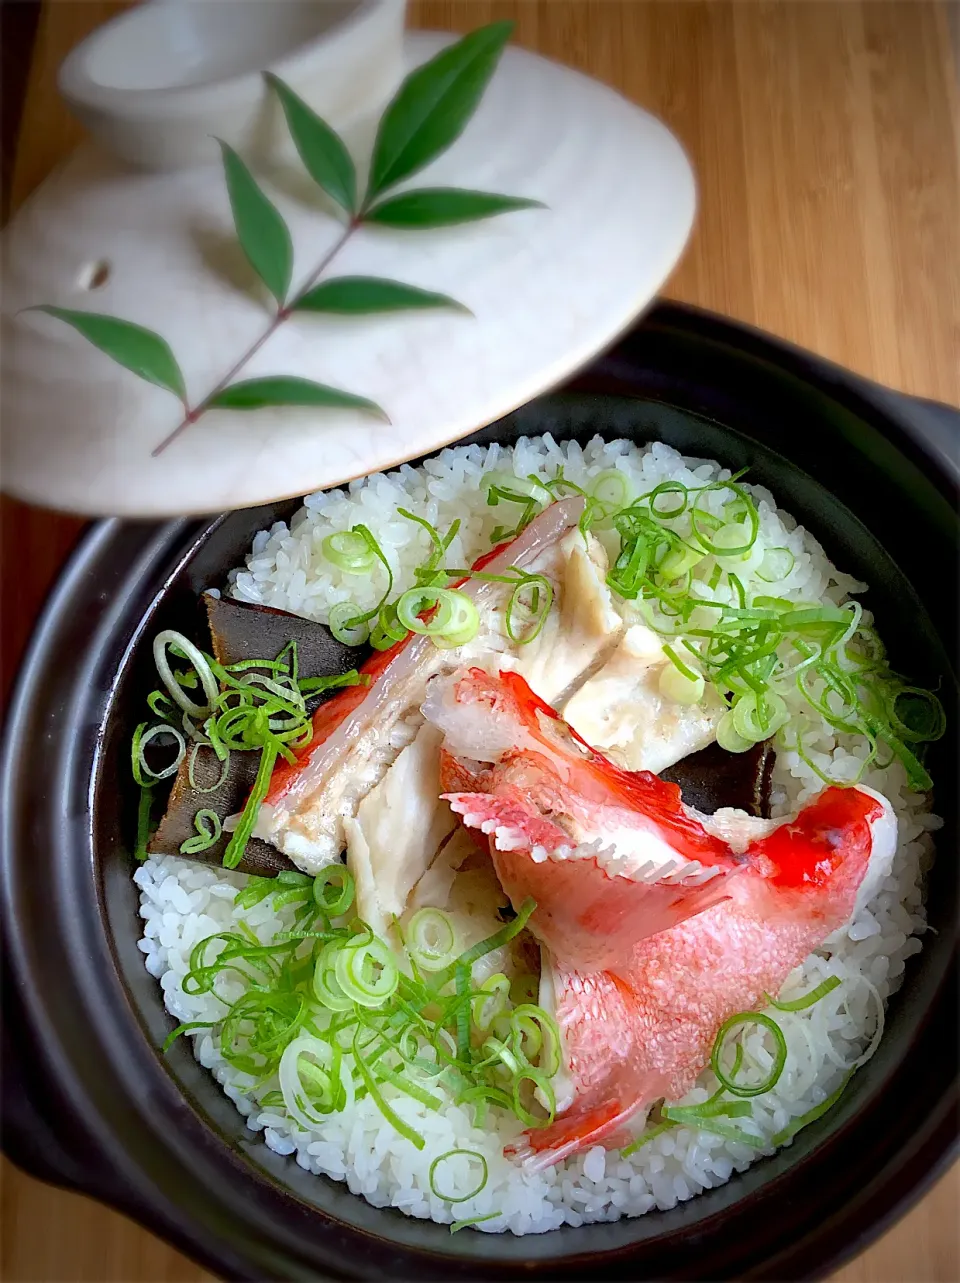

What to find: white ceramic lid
left=1, top=31, right=695, bottom=517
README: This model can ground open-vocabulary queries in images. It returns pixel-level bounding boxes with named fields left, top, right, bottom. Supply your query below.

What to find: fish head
left=432, top=667, right=748, bottom=970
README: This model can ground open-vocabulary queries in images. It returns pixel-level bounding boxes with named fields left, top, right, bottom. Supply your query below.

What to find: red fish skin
left=436, top=667, right=749, bottom=966
left=432, top=666, right=883, bottom=1166
left=445, top=785, right=742, bottom=972
left=441, top=668, right=742, bottom=867
left=265, top=637, right=405, bottom=803
left=263, top=529, right=554, bottom=808
left=515, top=784, right=882, bottom=1166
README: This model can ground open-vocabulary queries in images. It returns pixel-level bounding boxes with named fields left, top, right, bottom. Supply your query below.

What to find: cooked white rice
left=137, top=435, right=940, bottom=1233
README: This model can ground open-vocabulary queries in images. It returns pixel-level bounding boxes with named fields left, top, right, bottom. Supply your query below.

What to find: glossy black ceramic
left=2, top=303, right=958, bottom=1281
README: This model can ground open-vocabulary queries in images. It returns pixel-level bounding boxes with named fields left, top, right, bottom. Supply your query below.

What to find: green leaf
left=218, top=140, right=293, bottom=305
left=207, top=376, right=387, bottom=420
left=295, top=276, right=469, bottom=315
left=265, top=74, right=357, bottom=215
left=366, top=21, right=514, bottom=203
left=364, top=188, right=544, bottom=228
left=30, top=306, right=186, bottom=400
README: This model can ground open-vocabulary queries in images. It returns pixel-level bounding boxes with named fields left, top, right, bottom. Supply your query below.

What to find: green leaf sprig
left=27, top=23, right=542, bottom=457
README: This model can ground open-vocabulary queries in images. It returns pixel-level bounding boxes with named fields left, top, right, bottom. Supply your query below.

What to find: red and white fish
left=253, top=498, right=586, bottom=870
left=427, top=667, right=896, bottom=1166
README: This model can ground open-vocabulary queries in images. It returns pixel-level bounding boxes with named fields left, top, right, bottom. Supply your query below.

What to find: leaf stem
left=151, top=219, right=359, bottom=457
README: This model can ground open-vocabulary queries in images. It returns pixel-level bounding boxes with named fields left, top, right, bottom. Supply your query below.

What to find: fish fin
left=505, top=1098, right=644, bottom=1170
left=443, top=790, right=571, bottom=853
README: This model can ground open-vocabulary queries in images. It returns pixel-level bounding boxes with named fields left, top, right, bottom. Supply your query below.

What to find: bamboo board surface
left=1, top=2, right=958, bottom=1280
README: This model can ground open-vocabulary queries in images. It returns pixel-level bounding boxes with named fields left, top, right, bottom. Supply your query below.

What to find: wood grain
left=1, top=2, right=957, bottom=1280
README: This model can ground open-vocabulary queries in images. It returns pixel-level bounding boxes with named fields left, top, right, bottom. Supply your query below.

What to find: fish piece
left=561, top=624, right=725, bottom=774
left=426, top=668, right=751, bottom=971
left=660, top=738, right=776, bottom=817
left=509, top=530, right=623, bottom=704
left=511, top=784, right=895, bottom=1167
left=344, top=724, right=456, bottom=936
left=254, top=498, right=585, bottom=872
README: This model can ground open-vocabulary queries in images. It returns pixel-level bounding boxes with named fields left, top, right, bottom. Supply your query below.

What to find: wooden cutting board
left=1, top=2, right=958, bottom=1280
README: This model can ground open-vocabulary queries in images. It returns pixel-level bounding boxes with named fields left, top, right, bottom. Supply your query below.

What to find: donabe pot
left=2, top=303, right=958, bottom=1282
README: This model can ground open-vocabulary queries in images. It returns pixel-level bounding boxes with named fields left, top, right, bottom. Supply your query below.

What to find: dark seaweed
left=149, top=597, right=367, bottom=875
left=660, top=738, right=775, bottom=817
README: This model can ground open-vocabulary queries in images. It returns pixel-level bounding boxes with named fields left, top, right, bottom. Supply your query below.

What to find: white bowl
left=58, top=0, right=407, bottom=171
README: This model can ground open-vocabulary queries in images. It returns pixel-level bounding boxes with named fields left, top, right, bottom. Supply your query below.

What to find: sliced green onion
left=711, top=1011, right=788, bottom=1098
left=713, top=522, right=757, bottom=564
left=451, top=1211, right=501, bottom=1233
left=321, top=530, right=377, bottom=574
left=297, top=670, right=364, bottom=697
left=397, top=508, right=461, bottom=589
left=606, top=535, right=650, bottom=600
left=728, top=571, right=747, bottom=609
left=662, top=1100, right=754, bottom=1124
left=511, top=1004, right=561, bottom=1077
left=279, top=1035, right=349, bottom=1130
left=407, top=908, right=459, bottom=972
left=621, top=1120, right=676, bottom=1157
left=512, top=1070, right=555, bottom=1127
left=766, top=976, right=841, bottom=1012
left=165, top=875, right=551, bottom=1147
left=472, top=974, right=511, bottom=1030
left=396, top=586, right=451, bottom=634
left=394, top=586, right=479, bottom=646
left=732, top=690, right=789, bottom=742
left=481, top=472, right=545, bottom=504
left=646, top=480, right=689, bottom=518
left=152, top=630, right=219, bottom=718
left=505, top=575, right=553, bottom=644
left=659, top=542, right=706, bottom=580
left=312, top=943, right=356, bottom=1013
left=477, top=1033, right=521, bottom=1077
left=328, top=601, right=371, bottom=646
left=685, top=1117, right=764, bottom=1146
left=659, top=648, right=705, bottom=705
left=353, top=1028, right=425, bottom=1149
left=772, top=1069, right=855, bottom=1147
left=133, top=721, right=186, bottom=784
left=437, top=898, right=537, bottom=988
left=335, top=937, right=399, bottom=1007
left=591, top=468, right=632, bottom=511
left=325, top=525, right=394, bottom=643
left=370, top=601, right=409, bottom=650
left=716, top=708, right=754, bottom=754
left=432, top=593, right=480, bottom=648
left=887, top=686, right=947, bottom=744
left=429, top=1149, right=488, bottom=1203
left=235, top=876, right=284, bottom=910
left=222, top=741, right=278, bottom=869
left=757, top=547, right=796, bottom=583
left=313, top=864, right=355, bottom=917
left=161, top=1020, right=211, bottom=1052
left=179, top=808, right=222, bottom=855
left=691, top=481, right=759, bottom=557
left=146, top=689, right=178, bottom=722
